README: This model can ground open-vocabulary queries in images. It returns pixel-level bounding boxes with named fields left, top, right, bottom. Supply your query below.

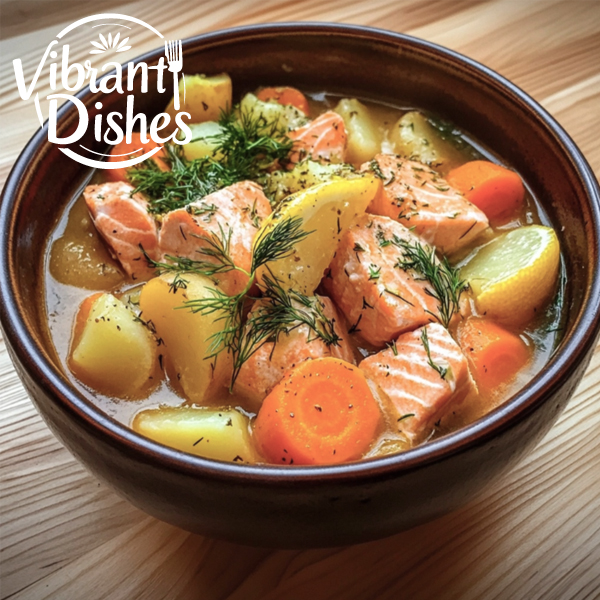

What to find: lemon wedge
left=255, top=175, right=381, bottom=295
left=460, top=225, right=560, bottom=323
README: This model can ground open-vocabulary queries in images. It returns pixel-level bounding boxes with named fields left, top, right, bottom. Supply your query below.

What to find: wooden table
left=1, top=1, right=599, bottom=598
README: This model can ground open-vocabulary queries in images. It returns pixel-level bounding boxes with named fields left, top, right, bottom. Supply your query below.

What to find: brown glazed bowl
left=1, top=23, right=600, bottom=548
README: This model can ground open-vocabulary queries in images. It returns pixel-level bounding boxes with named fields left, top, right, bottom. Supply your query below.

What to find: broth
left=43, top=91, right=567, bottom=461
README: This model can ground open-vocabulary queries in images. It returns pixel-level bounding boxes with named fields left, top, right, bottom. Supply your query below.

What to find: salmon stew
left=46, top=75, right=566, bottom=466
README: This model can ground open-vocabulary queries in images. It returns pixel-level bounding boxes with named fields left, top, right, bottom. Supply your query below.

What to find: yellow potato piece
left=69, top=293, right=158, bottom=398
left=239, top=93, right=308, bottom=132
left=390, top=111, right=465, bottom=173
left=264, top=160, right=358, bottom=206
left=255, top=176, right=382, bottom=295
left=165, top=73, right=232, bottom=124
left=50, top=197, right=124, bottom=290
left=133, top=407, right=255, bottom=463
left=334, top=98, right=381, bottom=164
left=181, top=121, right=223, bottom=161
left=461, top=225, right=560, bottom=323
left=139, top=273, right=232, bottom=403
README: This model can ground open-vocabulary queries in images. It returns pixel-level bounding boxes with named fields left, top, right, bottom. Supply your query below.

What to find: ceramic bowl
left=1, top=23, right=599, bottom=548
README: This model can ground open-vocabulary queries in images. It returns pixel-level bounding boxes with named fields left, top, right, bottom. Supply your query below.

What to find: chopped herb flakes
left=420, top=327, right=448, bottom=380
left=128, top=107, right=293, bottom=214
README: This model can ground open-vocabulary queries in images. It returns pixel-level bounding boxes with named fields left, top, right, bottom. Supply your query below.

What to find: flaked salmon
left=323, top=214, right=442, bottom=347
left=235, top=296, right=355, bottom=409
left=158, top=181, right=271, bottom=296
left=288, top=111, right=347, bottom=165
left=360, top=323, right=473, bottom=441
left=362, top=155, right=489, bottom=254
left=83, top=181, right=160, bottom=281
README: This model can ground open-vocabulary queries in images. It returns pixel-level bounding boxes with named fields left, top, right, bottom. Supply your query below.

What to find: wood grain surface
left=1, top=1, right=599, bottom=598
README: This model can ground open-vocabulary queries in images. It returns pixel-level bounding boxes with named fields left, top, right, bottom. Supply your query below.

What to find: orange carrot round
left=446, top=160, right=525, bottom=222
left=256, top=86, right=310, bottom=115
left=106, top=132, right=169, bottom=183
left=254, top=357, right=382, bottom=465
left=458, top=317, right=532, bottom=392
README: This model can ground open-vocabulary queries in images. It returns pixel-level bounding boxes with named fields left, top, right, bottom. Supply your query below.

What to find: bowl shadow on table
left=116, top=481, right=518, bottom=600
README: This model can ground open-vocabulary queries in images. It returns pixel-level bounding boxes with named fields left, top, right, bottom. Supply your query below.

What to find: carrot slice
left=256, top=86, right=310, bottom=115
left=254, top=357, right=382, bottom=465
left=106, top=132, right=169, bottom=183
left=457, top=317, right=532, bottom=392
left=446, top=160, right=525, bottom=222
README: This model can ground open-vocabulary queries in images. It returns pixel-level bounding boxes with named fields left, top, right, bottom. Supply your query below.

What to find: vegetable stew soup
left=45, top=75, right=566, bottom=466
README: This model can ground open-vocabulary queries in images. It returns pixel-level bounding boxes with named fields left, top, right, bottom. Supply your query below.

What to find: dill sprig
left=233, top=274, right=341, bottom=383
left=148, top=216, right=339, bottom=389
left=420, top=327, right=448, bottom=380
left=128, top=107, right=294, bottom=214
left=376, top=229, right=466, bottom=327
left=389, top=235, right=466, bottom=328
left=128, top=144, right=218, bottom=214
left=251, top=216, right=311, bottom=271
left=141, top=223, right=236, bottom=279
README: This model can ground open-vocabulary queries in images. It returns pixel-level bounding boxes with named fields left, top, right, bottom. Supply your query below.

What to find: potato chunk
left=181, top=121, right=223, bottom=161
left=239, top=92, right=308, bottom=132
left=69, top=293, right=158, bottom=398
left=50, top=196, right=124, bottom=290
left=263, top=159, right=357, bottom=206
left=254, top=175, right=381, bottom=295
left=390, top=111, right=466, bottom=173
left=138, top=273, right=232, bottom=403
left=165, top=73, right=232, bottom=124
left=133, top=407, right=255, bottom=463
left=334, top=98, right=381, bottom=164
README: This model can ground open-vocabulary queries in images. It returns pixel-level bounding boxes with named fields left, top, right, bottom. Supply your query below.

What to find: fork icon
left=165, top=40, right=183, bottom=110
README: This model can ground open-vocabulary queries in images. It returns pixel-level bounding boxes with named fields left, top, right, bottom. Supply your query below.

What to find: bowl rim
left=1, top=21, right=600, bottom=484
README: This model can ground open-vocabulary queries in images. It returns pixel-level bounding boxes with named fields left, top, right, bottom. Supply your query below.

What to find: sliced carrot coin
left=254, top=357, right=383, bottom=465
left=256, top=86, right=310, bottom=115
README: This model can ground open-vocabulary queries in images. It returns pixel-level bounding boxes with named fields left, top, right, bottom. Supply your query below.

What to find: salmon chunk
left=323, top=214, right=441, bottom=347
left=289, top=111, right=347, bottom=164
left=235, top=296, right=355, bottom=409
left=158, top=181, right=271, bottom=296
left=362, top=155, right=489, bottom=254
left=83, top=181, right=160, bottom=281
left=360, top=323, right=473, bottom=441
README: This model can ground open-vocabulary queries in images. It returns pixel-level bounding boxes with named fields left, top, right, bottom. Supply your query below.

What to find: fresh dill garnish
left=387, top=339, right=398, bottom=356
left=368, top=264, right=381, bottom=280
left=142, top=222, right=236, bottom=279
left=251, top=216, right=311, bottom=272
left=128, top=106, right=294, bottom=214
left=390, top=236, right=466, bottom=328
left=146, top=216, right=338, bottom=389
left=420, top=327, right=448, bottom=379
left=234, top=275, right=341, bottom=382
